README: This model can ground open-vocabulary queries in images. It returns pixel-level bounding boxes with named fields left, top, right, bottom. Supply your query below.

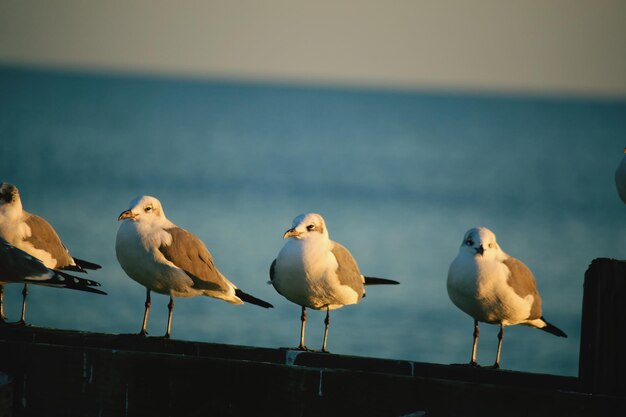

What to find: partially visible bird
left=447, top=226, right=567, bottom=368
left=0, top=182, right=102, bottom=323
left=115, top=195, right=273, bottom=338
left=615, top=147, right=626, bottom=204
left=0, top=238, right=106, bottom=316
left=270, top=213, right=399, bottom=352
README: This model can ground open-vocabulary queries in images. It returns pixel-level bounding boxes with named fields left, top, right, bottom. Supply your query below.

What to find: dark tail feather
left=540, top=318, right=567, bottom=337
left=364, top=276, right=399, bottom=286
left=60, top=264, right=87, bottom=273
left=26, top=270, right=107, bottom=295
left=72, top=257, right=102, bottom=271
left=235, top=289, right=273, bottom=308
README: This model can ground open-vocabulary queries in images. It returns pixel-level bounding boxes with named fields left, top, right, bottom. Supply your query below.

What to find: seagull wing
left=0, top=240, right=106, bottom=295
left=158, top=227, right=233, bottom=293
left=330, top=242, right=365, bottom=298
left=23, top=213, right=76, bottom=269
left=502, top=256, right=543, bottom=319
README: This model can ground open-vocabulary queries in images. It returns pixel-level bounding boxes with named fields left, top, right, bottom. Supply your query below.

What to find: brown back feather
left=503, top=256, right=543, bottom=319
left=24, top=213, right=75, bottom=268
left=331, top=242, right=364, bottom=298
left=158, top=227, right=231, bottom=293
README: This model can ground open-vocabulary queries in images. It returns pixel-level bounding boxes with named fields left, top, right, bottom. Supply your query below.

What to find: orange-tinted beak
left=283, top=228, right=301, bottom=239
left=117, top=210, right=136, bottom=221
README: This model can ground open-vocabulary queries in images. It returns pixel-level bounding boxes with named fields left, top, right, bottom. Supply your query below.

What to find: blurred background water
left=1, top=65, right=625, bottom=376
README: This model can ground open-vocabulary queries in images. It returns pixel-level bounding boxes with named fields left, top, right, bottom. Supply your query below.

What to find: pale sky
left=1, top=0, right=625, bottom=97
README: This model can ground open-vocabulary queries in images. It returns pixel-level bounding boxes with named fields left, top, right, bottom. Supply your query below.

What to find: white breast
left=273, top=237, right=349, bottom=309
left=447, top=254, right=532, bottom=324
left=115, top=220, right=193, bottom=296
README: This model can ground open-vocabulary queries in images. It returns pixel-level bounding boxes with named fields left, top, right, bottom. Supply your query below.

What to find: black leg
left=164, top=296, right=174, bottom=338
left=470, top=319, right=479, bottom=366
left=298, top=306, right=307, bottom=350
left=494, top=323, right=504, bottom=368
left=19, top=283, right=28, bottom=324
left=139, top=288, right=151, bottom=336
left=0, top=285, right=6, bottom=323
left=321, top=306, right=331, bottom=353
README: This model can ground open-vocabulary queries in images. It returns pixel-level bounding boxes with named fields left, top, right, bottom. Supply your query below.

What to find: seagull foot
left=0, top=320, right=27, bottom=327
left=450, top=362, right=481, bottom=367
left=278, top=346, right=311, bottom=351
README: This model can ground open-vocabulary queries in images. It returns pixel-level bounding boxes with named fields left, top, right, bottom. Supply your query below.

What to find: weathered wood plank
left=0, top=325, right=578, bottom=386
left=1, top=257, right=626, bottom=415
left=579, top=258, right=626, bottom=395
left=0, top=326, right=623, bottom=417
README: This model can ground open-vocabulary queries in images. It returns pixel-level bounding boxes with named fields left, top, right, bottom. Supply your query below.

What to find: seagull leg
left=19, top=283, right=28, bottom=324
left=321, top=306, right=331, bottom=353
left=470, top=320, right=479, bottom=366
left=298, top=306, right=308, bottom=350
left=0, top=285, right=6, bottom=323
left=493, top=323, right=504, bottom=369
left=164, top=296, right=174, bottom=339
left=139, top=288, right=151, bottom=336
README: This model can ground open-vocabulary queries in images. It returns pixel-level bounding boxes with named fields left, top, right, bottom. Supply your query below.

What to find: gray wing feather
left=330, top=242, right=364, bottom=297
left=503, top=257, right=543, bottom=319
left=158, top=228, right=231, bottom=293
left=24, top=213, right=75, bottom=268
left=0, top=240, right=106, bottom=295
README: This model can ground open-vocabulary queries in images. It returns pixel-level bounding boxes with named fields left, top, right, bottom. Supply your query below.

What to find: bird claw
left=278, top=346, right=311, bottom=351
left=0, top=320, right=26, bottom=327
left=450, top=362, right=480, bottom=368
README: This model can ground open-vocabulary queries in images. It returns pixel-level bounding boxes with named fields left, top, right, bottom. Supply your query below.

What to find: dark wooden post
left=579, top=258, right=626, bottom=395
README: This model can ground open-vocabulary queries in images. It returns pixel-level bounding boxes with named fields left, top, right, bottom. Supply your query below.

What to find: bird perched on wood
left=116, top=195, right=273, bottom=338
left=614, top=147, right=626, bottom=204
left=447, top=226, right=567, bottom=368
left=269, top=213, right=399, bottom=352
left=0, top=182, right=103, bottom=323
left=0, top=238, right=106, bottom=305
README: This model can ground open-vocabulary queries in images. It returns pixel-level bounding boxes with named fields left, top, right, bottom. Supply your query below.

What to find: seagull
left=0, top=238, right=106, bottom=316
left=0, top=182, right=102, bottom=323
left=615, top=147, right=626, bottom=204
left=269, top=213, right=399, bottom=352
left=115, top=195, right=273, bottom=338
left=447, top=226, right=567, bottom=368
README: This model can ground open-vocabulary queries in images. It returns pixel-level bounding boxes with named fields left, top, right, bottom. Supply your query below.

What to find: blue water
left=1, top=66, right=625, bottom=376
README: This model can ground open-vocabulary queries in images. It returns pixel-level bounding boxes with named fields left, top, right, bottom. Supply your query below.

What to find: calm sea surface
left=1, top=66, right=625, bottom=376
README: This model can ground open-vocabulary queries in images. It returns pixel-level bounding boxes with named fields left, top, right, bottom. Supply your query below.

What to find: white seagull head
left=283, top=213, right=329, bottom=241
left=117, top=195, right=167, bottom=224
left=459, top=227, right=502, bottom=260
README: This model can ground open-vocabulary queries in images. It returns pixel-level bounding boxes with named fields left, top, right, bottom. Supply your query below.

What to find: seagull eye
left=488, top=242, right=494, bottom=248
left=306, top=224, right=315, bottom=231
left=145, top=206, right=153, bottom=213
left=465, top=238, right=474, bottom=246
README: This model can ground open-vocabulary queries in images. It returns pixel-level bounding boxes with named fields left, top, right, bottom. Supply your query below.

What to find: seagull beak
left=475, top=245, right=485, bottom=256
left=118, top=210, right=136, bottom=221
left=283, top=228, right=301, bottom=239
